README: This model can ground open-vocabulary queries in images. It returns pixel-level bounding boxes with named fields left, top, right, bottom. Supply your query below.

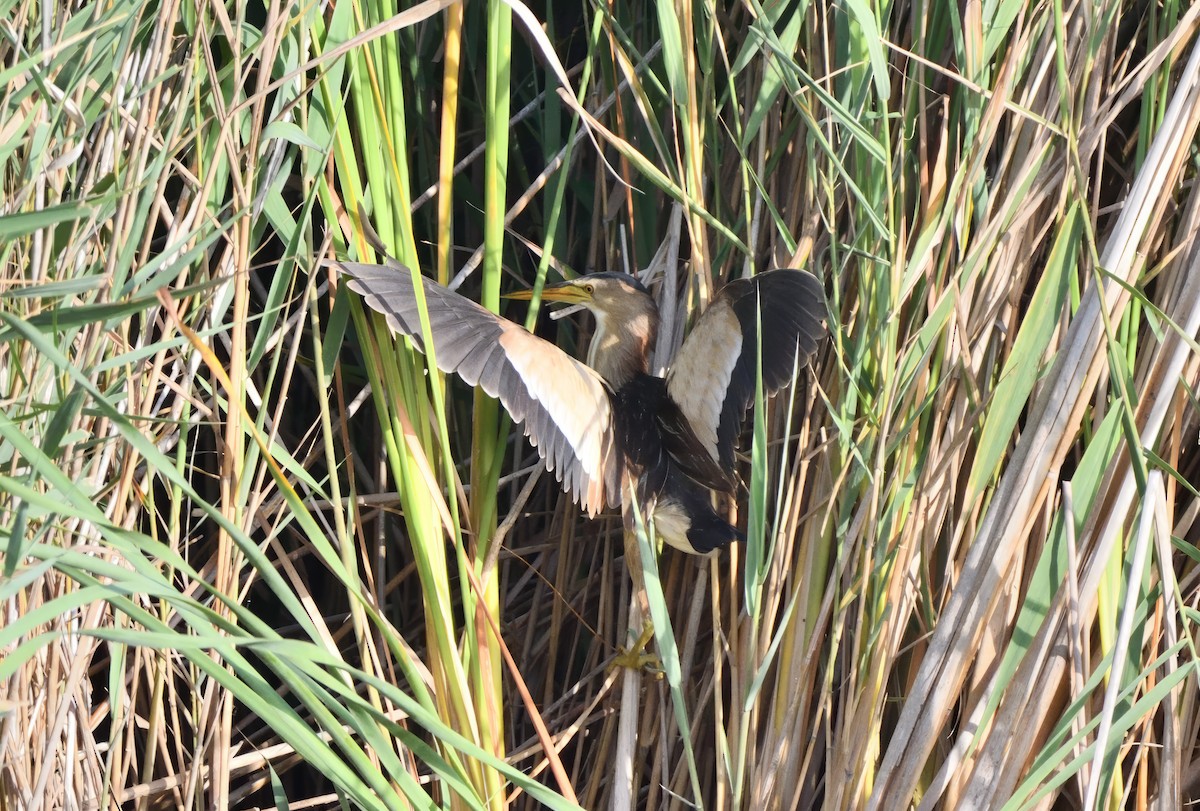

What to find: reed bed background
left=2, top=0, right=1199, bottom=808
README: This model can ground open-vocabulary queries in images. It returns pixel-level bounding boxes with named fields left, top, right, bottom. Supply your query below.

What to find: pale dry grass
left=1, top=0, right=1198, bottom=808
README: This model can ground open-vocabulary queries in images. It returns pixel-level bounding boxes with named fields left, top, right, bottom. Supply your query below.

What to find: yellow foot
left=608, top=622, right=664, bottom=678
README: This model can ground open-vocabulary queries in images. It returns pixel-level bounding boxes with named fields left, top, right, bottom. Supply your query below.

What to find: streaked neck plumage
left=586, top=300, right=659, bottom=389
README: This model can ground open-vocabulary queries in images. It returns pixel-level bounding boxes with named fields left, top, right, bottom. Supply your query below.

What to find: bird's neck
left=587, top=307, right=658, bottom=388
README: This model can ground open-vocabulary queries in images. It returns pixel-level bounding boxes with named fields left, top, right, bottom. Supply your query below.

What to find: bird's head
left=505, top=272, right=652, bottom=323
left=506, top=273, right=658, bottom=385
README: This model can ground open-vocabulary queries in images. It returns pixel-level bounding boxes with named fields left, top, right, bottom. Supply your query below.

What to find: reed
left=2, top=0, right=1198, bottom=807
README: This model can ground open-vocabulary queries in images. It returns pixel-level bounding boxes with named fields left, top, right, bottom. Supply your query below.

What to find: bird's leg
left=610, top=527, right=661, bottom=675
left=611, top=482, right=663, bottom=675
left=608, top=617, right=663, bottom=677
left=609, top=535, right=667, bottom=676
left=621, top=483, right=649, bottom=598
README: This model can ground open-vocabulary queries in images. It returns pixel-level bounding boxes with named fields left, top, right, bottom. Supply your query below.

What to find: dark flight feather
left=338, top=262, right=621, bottom=516
left=668, top=270, right=826, bottom=472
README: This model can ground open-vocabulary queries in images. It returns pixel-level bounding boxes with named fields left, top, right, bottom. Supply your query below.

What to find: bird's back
left=611, top=373, right=742, bottom=555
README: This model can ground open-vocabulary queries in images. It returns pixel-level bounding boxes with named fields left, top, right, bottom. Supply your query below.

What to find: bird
left=337, top=260, right=826, bottom=555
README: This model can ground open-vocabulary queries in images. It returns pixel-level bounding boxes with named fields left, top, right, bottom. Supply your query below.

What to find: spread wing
left=338, top=262, right=621, bottom=516
left=666, top=269, right=826, bottom=471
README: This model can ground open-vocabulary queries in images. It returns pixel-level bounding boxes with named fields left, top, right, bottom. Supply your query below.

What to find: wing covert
left=338, top=262, right=621, bottom=516
left=666, top=269, right=826, bottom=471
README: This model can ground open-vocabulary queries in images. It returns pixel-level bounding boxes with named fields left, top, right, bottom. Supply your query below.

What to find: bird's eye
left=583, top=284, right=594, bottom=294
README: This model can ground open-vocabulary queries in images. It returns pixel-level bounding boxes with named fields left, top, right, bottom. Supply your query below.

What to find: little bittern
left=338, top=262, right=825, bottom=555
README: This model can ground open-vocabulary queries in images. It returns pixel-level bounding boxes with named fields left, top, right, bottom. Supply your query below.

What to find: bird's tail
left=686, top=513, right=744, bottom=556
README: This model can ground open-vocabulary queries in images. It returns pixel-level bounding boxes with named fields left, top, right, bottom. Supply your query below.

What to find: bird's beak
left=504, top=280, right=591, bottom=304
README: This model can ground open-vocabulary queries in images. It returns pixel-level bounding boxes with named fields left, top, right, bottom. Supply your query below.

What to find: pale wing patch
left=666, top=301, right=742, bottom=462
left=499, top=327, right=617, bottom=516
